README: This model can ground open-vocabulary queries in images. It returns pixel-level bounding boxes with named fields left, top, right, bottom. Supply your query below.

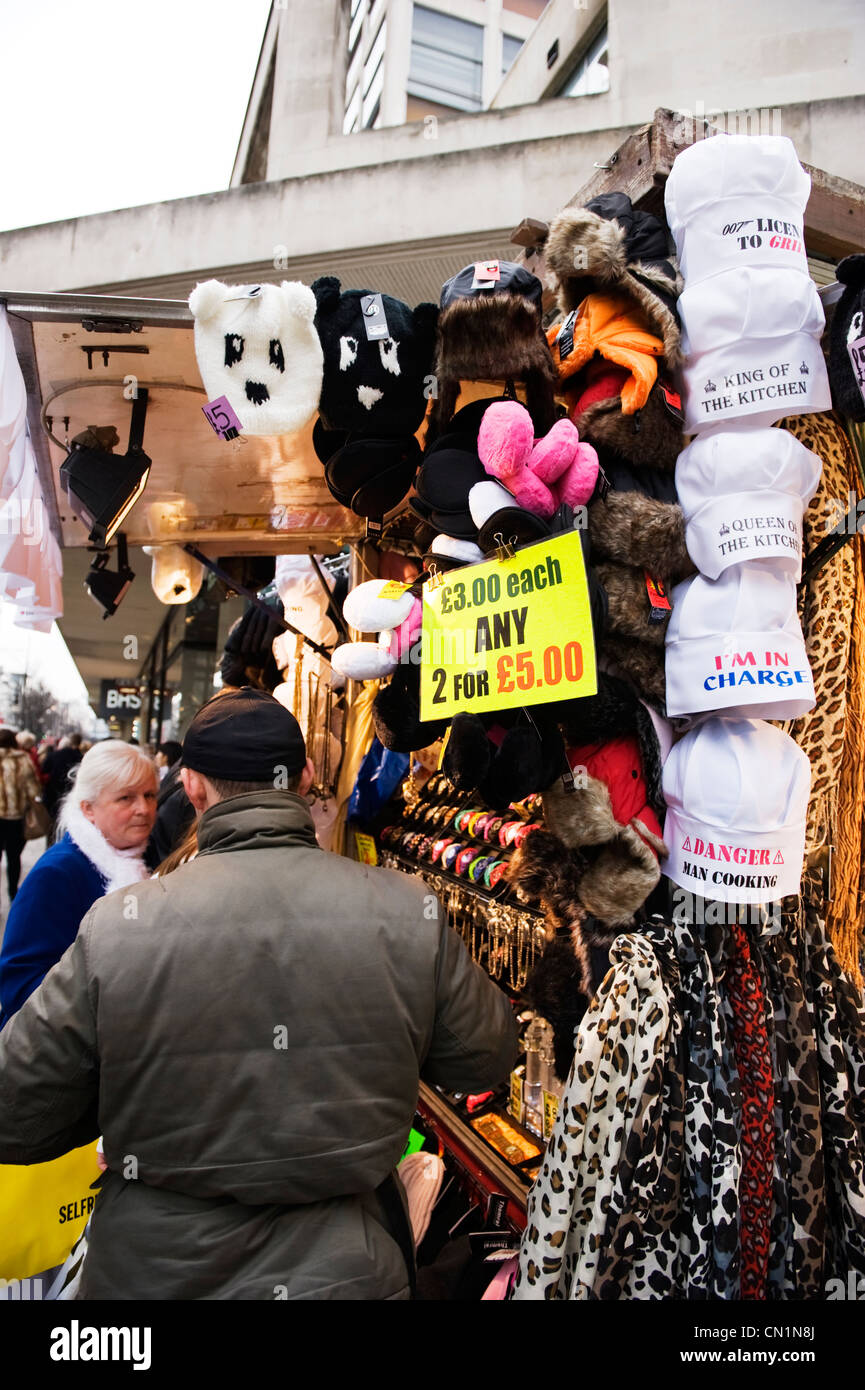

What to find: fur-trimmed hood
left=61, top=801, right=151, bottom=896
left=544, top=194, right=683, bottom=364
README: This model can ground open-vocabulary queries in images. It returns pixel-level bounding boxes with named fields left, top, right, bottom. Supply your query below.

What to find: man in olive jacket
left=0, top=690, right=518, bottom=1300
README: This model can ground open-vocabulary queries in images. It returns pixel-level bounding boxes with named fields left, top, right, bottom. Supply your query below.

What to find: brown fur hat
left=578, top=823, right=664, bottom=928
left=602, top=634, right=668, bottom=713
left=430, top=295, right=558, bottom=439
left=542, top=773, right=619, bottom=848
left=595, top=562, right=670, bottom=645
left=589, top=490, right=694, bottom=585
left=573, top=380, right=684, bottom=471
left=544, top=193, right=683, bottom=364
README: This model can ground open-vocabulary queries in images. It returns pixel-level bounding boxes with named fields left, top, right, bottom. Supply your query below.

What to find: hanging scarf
left=61, top=801, right=150, bottom=896
left=513, top=931, right=673, bottom=1300
left=672, top=916, right=742, bottom=1300
left=727, top=922, right=775, bottom=1298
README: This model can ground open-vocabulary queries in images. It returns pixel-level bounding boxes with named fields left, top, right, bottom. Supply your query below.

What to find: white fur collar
left=62, top=800, right=150, bottom=895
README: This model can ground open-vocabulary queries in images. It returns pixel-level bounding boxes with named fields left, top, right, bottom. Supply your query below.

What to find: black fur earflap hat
left=545, top=193, right=683, bottom=364
left=829, top=254, right=865, bottom=422
left=431, top=261, right=558, bottom=439
left=311, top=277, right=438, bottom=436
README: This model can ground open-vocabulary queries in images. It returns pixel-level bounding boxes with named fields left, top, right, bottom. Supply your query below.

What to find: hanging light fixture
left=142, top=544, right=204, bottom=605
left=59, top=390, right=151, bottom=545
left=85, top=532, right=135, bottom=619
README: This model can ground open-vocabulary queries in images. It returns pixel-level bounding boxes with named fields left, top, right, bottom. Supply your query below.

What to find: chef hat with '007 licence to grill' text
left=664, top=563, right=815, bottom=720
left=675, top=423, right=822, bottom=580
left=664, top=134, right=812, bottom=288
left=661, top=715, right=811, bottom=903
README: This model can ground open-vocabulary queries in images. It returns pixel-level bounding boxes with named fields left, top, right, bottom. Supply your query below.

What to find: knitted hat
left=665, top=565, right=815, bottom=719
left=677, top=268, right=831, bottom=431
left=828, top=254, right=865, bottom=422
left=544, top=193, right=683, bottom=363
left=181, top=688, right=307, bottom=780
left=661, top=716, right=811, bottom=903
left=189, top=279, right=323, bottom=437
left=664, top=134, right=811, bottom=288
left=311, top=277, right=438, bottom=436
left=675, top=424, right=822, bottom=579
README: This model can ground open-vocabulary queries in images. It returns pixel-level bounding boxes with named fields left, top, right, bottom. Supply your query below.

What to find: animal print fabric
left=512, top=932, right=673, bottom=1300
left=672, top=918, right=742, bottom=1300
left=727, top=922, right=775, bottom=1299
left=799, top=909, right=865, bottom=1278
left=753, top=918, right=825, bottom=1298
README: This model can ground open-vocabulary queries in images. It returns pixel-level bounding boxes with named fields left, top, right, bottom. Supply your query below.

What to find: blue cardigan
left=0, top=834, right=106, bottom=1027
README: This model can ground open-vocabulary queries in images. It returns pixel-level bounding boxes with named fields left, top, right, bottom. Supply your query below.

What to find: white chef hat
left=675, top=423, right=822, bottom=580
left=664, top=134, right=811, bottom=288
left=678, top=267, right=831, bottom=431
left=661, top=716, right=810, bottom=903
left=665, top=565, right=815, bottom=719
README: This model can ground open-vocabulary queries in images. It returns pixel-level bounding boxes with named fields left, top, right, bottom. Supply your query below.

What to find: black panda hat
left=829, top=254, right=865, bottom=422
left=311, top=277, right=439, bottom=437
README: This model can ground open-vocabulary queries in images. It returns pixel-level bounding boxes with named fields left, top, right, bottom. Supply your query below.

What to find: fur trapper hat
left=544, top=193, right=683, bottom=364
left=430, top=266, right=558, bottom=440
left=588, top=488, right=694, bottom=585
left=568, top=375, right=685, bottom=471
left=555, top=672, right=665, bottom=819
left=829, top=254, right=865, bottom=422
left=311, top=277, right=438, bottom=436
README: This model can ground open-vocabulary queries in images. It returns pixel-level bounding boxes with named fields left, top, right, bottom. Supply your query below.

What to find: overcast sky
left=0, top=0, right=272, bottom=231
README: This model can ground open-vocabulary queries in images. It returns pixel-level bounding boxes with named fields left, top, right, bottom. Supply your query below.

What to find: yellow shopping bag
left=0, top=1142, right=101, bottom=1282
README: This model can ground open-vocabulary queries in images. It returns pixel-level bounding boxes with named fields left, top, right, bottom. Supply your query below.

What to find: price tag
left=420, top=530, right=597, bottom=721
left=360, top=293, right=389, bottom=341
left=848, top=335, right=865, bottom=408
left=202, top=395, right=242, bottom=441
left=556, top=309, right=577, bottom=360
left=377, top=579, right=413, bottom=601
left=471, top=259, right=502, bottom=290
left=542, top=1090, right=560, bottom=1140
left=645, top=572, right=672, bottom=622
left=354, top=832, right=378, bottom=865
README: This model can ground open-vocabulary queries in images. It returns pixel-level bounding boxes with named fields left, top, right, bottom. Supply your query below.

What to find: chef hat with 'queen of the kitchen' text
left=664, top=134, right=812, bottom=288
left=677, top=267, right=831, bottom=431
left=675, top=423, right=822, bottom=580
left=665, top=564, right=815, bottom=720
left=662, top=716, right=810, bottom=903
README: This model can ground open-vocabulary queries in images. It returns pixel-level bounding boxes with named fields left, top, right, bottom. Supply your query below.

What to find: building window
left=559, top=26, right=609, bottom=98
left=409, top=5, right=484, bottom=113
left=502, top=33, right=523, bottom=77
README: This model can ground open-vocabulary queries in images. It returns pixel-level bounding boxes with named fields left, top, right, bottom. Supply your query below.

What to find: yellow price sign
left=419, top=530, right=597, bottom=721
left=354, top=832, right=378, bottom=865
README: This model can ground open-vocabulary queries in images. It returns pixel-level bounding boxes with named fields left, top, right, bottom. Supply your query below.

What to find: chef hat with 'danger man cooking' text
left=661, top=716, right=811, bottom=904
left=664, top=134, right=812, bottom=288
left=678, top=266, right=831, bottom=432
left=675, top=423, right=822, bottom=580
left=665, top=563, right=815, bottom=720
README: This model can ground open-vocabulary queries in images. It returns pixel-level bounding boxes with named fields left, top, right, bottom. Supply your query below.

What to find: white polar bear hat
left=189, top=279, right=323, bottom=437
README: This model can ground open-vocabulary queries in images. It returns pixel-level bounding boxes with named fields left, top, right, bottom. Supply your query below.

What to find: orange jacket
left=546, top=293, right=664, bottom=415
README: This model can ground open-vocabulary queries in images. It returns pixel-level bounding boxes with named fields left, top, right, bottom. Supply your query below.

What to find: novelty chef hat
left=664, top=134, right=811, bottom=288
left=661, top=716, right=810, bottom=904
left=675, top=423, right=822, bottom=580
left=665, top=564, right=815, bottom=720
left=189, top=279, right=323, bottom=437
left=678, top=267, right=831, bottom=431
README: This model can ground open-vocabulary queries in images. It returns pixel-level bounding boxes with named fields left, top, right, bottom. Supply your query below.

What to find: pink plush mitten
left=477, top=402, right=556, bottom=519
left=527, top=418, right=581, bottom=486
left=555, top=440, right=600, bottom=509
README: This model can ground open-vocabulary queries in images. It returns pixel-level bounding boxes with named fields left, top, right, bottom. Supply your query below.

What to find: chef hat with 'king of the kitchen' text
left=677, top=267, right=831, bottom=431
left=665, top=564, right=815, bottom=720
left=664, top=134, right=811, bottom=289
left=661, top=716, right=810, bottom=904
left=675, top=423, right=822, bottom=580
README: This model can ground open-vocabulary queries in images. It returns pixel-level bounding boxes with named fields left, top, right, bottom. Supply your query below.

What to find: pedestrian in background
left=0, top=729, right=41, bottom=904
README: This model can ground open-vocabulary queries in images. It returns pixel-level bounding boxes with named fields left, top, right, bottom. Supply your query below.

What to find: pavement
left=0, top=836, right=47, bottom=949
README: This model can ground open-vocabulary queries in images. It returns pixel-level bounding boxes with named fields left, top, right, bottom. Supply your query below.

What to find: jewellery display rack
left=376, top=772, right=554, bottom=1219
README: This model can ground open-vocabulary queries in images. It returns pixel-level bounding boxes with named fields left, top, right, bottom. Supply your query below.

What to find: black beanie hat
left=181, top=688, right=306, bottom=782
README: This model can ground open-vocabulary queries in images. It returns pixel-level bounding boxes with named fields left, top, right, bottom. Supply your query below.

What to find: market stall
left=3, top=108, right=865, bottom=1301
